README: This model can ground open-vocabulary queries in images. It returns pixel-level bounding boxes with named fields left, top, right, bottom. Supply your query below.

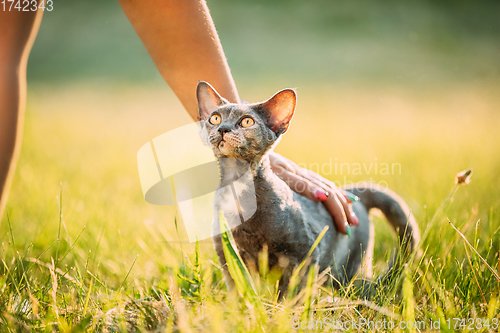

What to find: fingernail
left=346, top=224, right=351, bottom=238
left=314, top=188, right=328, bottom=201
left=351, top=213, right=359, bottom=226
left=344, top=191, right=360, bottom=202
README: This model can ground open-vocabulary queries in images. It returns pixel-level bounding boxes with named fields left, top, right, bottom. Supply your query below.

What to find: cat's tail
left=343, top=183, right=420, bottom=282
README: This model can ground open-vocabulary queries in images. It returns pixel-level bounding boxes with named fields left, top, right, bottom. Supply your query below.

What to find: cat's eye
left=209, top=114, right=221, bottom=125
left=240, top=117, right=254, bottom=128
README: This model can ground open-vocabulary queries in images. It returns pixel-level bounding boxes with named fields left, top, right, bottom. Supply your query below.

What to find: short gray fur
left=196, top=81, right=420, bottom=296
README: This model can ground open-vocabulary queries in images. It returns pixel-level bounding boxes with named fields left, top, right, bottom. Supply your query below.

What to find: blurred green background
left=1, top=0, right=500, bottom=329
left=28, top=0, right=500, bottom=88
left=4, top=0, right=500, bottom=296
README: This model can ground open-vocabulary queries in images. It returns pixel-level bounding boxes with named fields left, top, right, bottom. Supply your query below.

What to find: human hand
left=268, top=152, right=359, bottom=236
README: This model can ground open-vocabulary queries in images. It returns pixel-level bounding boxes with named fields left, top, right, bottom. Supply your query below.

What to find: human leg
left=0, top=9, right=43, bottom=218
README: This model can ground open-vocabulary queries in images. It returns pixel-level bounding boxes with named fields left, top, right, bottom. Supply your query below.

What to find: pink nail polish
left=314, top=189, right=328, bottom=201
left=351, top=213, right=359, bottom=226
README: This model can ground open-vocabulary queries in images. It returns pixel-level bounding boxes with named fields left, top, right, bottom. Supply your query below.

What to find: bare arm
left=117, top=0, right=240, bottom=119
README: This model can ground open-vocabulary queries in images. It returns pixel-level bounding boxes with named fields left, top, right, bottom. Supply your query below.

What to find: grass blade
left=119, top=254, right=139, bottom=290
left=219, top=211, right=267, bottom=326
left=448, top=218, right=500, bottom=281
left=288, top=226, right=329, bottom=299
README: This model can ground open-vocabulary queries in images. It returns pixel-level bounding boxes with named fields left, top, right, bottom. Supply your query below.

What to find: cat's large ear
left=197, top=81, right=228, bottom=121
left=258, top=88, right=296, bottom=136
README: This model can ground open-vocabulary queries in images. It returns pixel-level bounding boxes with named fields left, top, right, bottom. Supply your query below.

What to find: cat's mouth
left=216, top=133, right=242, bottom=156
left=218, top=140, right=234, bottom=157
left=218, top=137, right=233, bottom=149
left=219, top=133, right=238, bottom=146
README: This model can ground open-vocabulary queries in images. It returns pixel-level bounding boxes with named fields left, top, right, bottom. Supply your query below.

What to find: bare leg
left=0, top=9, right=43, bottom=219
left=117, top=0, right=240, bottom=120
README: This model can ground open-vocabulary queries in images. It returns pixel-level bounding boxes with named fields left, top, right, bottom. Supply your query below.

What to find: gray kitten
left=197, top=81, right=420, bottom=296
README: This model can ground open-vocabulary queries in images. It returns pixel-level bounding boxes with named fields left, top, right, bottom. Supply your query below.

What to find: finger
left=299, top=171, right=358, bottom=222
left=278, top=169, right=355, bottom=235
left=279, top=170, right=349, bottom=234
left=270, top=163, right=287, bottom=178
left=322, top=193, right=348, bottom=235
left=334, top=190, right=358, bottom=227
left=342, top=189, right=360, bottom=204
left=268, top=153, right=296, bottom=175
left=298, top=168, right=339, bottom=193
left=276, top=169, right=329, bottom=202
left=293, top=169, right=359, bottom=227
left=270, top=154, right=337, bottom=193
left=293, top=168, right=332, bottom=194
left=270, top=151, right=300, bottom=170
left=298, top=167, right=330, bottom=184
left=298, top=170, right=356, bottom=217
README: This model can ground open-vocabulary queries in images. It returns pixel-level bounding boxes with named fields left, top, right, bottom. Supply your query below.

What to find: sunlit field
left=1, top=82, right=498, bottom=331
left=1, top=0, right=500, bottom=331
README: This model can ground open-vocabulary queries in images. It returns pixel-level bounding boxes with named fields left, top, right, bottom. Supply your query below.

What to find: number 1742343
left=2, top=0, right=53, bottom=12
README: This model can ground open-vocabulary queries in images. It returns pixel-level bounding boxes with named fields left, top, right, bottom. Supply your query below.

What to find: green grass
left=0, top=82, right=499, bottom=331
left=2, top=0, right=500, bottom=330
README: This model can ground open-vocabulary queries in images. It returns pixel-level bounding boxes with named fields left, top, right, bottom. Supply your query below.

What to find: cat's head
left=197, top=81, right=296, bottom=161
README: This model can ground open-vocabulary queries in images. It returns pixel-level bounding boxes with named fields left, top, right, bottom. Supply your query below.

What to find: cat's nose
left=218, top=125, right=231, bottom=134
